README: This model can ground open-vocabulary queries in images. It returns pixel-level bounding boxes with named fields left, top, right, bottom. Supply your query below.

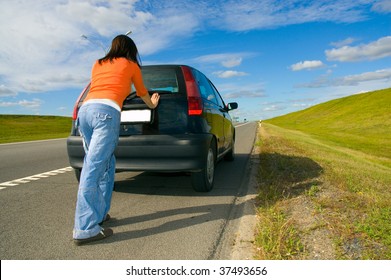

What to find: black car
left=67, top=65, right=238, bottom=192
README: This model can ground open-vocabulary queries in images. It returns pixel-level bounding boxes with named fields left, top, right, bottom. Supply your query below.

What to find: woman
left=73, top=35, right=160, bottom=245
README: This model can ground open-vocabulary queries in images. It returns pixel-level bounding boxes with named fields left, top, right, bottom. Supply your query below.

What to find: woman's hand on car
left=141, top=92, right=160, bottom=109
left=150, top=93, right=160, bottom=108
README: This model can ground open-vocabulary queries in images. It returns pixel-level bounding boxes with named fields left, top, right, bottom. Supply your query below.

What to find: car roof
left=142, top=64, right=193, bottom=69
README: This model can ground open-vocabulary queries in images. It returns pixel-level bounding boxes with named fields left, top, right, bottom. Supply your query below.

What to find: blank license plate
left=121, top=109, right=151, bottom=123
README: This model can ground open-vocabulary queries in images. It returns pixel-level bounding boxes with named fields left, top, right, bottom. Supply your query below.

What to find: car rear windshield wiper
left=148, top=89, right=173, bottom=94
left=126, top=89, right=173, bottom=101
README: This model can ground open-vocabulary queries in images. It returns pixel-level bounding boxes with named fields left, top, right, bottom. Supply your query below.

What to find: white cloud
left=339, top=68, right=391, bottom=86
left=211, top=0, right=374, bottom=31
left=57, top=106, right=68, bottom=112
left=134, top=14, right=199, bottom=56
left=224, top=90, right=266, bottom=99
left=194, top=53, right=254, bottom=68
left=325, top=36, right=391, bottom=62
left=0, top=0, right=199, bottom=95
left=290, top=60, right=325, bottom=71
left=0, top=85, right=17, bottom=97
left=56, top=1, right=143, bottom=37
left=330, top=37, right=357, bottom=48
left=0, top=1, right=103, bottom=94
left=222, top=57, right=243, bottom=68
left=298, top=68, right=391, bottom=88
left=0, top=99, right=42, bottom=109
left=371, top=0, right=391, bottom=13
left=136, top=1, right=378, bottom=32
left=263, top=104, right=286, bottom=112
left=213, top=70, right=248, bottom=78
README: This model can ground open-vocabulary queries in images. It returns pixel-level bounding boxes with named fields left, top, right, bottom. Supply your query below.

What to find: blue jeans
left=73, top=103, right=120, bottom=239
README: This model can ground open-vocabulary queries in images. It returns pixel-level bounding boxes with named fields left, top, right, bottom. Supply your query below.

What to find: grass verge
left=0, top=115, right=72, bottom=144
left=254, top=123, right=390, bottom=259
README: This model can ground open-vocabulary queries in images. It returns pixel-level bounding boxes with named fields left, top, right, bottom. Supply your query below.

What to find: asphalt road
left=0, top=138, right=70, bottom=182
left=0, top=122, right=258, bottom=260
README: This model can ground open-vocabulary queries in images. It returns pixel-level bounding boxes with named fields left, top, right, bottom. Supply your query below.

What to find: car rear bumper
left=66, top=134, right=213, bottom=172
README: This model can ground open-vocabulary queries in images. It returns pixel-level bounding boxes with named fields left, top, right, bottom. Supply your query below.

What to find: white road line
left=0, top=182, right=19, bottom=187
left=0, top=138, right=66, bottom=146
left=0, top=167, right=73, bottom=190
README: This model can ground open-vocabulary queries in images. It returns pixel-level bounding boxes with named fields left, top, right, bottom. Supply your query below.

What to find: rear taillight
left=72, top=83, right=90, bottom=120
left=187, top=97, right=203, bottom=115
left=182, top=66, right=203, bottom=116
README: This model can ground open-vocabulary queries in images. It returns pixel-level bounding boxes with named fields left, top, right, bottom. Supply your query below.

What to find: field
left=0, top=115, right=72, bottom=144
left=254, top=88, right=391, bottom=259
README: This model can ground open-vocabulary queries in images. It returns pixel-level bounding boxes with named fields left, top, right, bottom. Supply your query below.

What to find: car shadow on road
left=98, top=151, right=323, bottom=250
left=102, top=153, right=258, bottom=250
left=113, top=153, right=253, bottom=197
left=104, top=202, right=246, bottom=242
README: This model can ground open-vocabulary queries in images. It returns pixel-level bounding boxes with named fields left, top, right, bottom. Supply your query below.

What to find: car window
left=141, top=68, right=179, bottom=93
left=192, top=70, right=219, bottom=105
left=209, top=81, right=225, bottom=108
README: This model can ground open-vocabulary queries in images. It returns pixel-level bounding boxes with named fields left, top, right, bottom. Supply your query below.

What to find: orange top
left=84, top=57, right=148, bottom=108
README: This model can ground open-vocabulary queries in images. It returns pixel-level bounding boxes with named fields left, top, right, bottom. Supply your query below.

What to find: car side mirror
left=226, top=102, right=238, bottom=111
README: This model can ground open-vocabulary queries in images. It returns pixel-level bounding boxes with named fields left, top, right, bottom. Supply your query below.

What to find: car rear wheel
left=191, top=140, right=216, bottom=192
left=75, top=168, right=81, bottom=182
left=224, top=136, right=235, bottom=161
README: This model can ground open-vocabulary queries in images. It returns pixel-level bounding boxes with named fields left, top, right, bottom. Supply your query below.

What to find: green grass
left=0, top=115, right=72, bottom=144
left=254, top=88, right=391, bottom=259
left=266, top=88, right=391, bottom=165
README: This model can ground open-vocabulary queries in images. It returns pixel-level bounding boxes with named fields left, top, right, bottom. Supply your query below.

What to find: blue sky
left=0, top=0, right=390, bottom=121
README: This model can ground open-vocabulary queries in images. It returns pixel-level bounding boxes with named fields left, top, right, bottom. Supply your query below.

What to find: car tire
left=191, top=140, right=216, bottom=192
left=224, top=136, right=235, bottom=161
left=75, top=168, right=81, bottom=182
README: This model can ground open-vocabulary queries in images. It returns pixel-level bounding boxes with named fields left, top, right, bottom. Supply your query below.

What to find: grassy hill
left=255, top=88, right=391, bottom=259
left=266, top=88, right=391, bottom=161
left=0, top=115, right=72, bottom=144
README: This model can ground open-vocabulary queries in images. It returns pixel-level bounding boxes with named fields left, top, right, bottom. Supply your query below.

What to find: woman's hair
left=98, top=35, right=141, bottom=67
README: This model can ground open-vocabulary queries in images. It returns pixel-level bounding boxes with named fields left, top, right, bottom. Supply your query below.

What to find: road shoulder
left=229, top=143, right=260, bottom=259
left=213, top=123, right=260, bottom=260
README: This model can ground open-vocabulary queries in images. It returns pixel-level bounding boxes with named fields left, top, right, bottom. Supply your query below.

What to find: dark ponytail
left=98, top=35, right=141, bottom=67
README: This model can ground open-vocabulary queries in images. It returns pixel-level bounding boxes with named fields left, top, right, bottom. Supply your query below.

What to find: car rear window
left=141, top=68, right=179, bottom=93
